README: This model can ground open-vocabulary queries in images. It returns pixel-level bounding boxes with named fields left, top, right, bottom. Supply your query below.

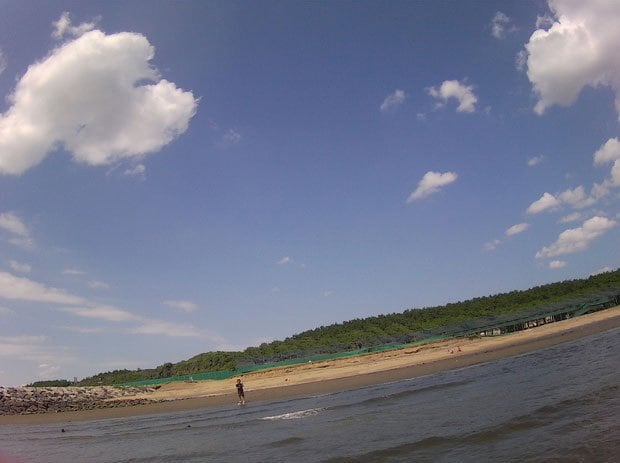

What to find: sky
left=0, top=0, right=619, bottom=386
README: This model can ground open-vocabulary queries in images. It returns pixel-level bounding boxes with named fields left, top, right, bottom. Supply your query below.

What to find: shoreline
left=2, top=306, right=619, bottom=425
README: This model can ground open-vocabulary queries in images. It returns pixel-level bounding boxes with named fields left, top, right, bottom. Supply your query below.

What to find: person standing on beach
left=236, top=378, right=246, bottom=405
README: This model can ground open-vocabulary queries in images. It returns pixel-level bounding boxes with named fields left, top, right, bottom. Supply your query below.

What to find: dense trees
left=29, top=269, right=620, bottom=387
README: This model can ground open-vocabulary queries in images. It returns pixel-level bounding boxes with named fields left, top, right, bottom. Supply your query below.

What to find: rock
left=0, top=385, right=159, bottom=415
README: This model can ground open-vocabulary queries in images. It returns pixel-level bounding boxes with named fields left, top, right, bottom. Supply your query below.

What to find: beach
left=2, top=306, right=619, bottom=425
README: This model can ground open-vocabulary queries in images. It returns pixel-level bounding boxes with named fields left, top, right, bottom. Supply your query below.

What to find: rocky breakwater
left=0, top=385, right=159, bottom=415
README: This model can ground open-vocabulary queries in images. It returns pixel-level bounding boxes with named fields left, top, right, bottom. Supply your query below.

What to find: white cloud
left=428, top=80, right=477, bottom=113
left=526, top=185, right=598, bottom=214
left=59, top=325, right=104, bottom=334
left=380, top=89, right=407, bottom=112
left=0, top=28, right=198, bottom=175
left=88, top=280, right=110, bottom=290
left=593, top=137, right=620, bottom=165
left=527, top=192, right=559, bottom=214
left=549, top=260, right=567, bottom=269
left=8, top=260, right=31, bottom=274
left=37, top=363, right=61, bottom=379
left=557, top=185, right=596, bottom=209
left=524, top=0, right=620, bottom=119
left=0, top=212, right=34, bottom=249
left=484, top=239, right=502, bottom=251
left=0, top=336, right=48, bottom=358
left=222, top=128, right=241, bottom=145
left=277, top=256, right=292, bottom=265
left=124, top=163, right=146, bottom=177
left=515, top=49, right=528, bottom=72
left=0, top=336, right=76, bottom=380
left=0, top=271, right=86, bottom=305
left=0, top=272, right=211, bottom=339
left=0, top=212, right=30, bottom=238
left=491, top=12, right=516, bottom=39
left=163, top=299, right=198, bottom=313
left=535, top=216, right=617, bottom=258
left=130, top=319, right=201, bottom=337
left=63, top=268, right=85, bottom=275
left=527, top=155, right=545, bottom=167
left=505, top=223, right=529, bottom=236
left=0, top=306, right=15, bottom=316
left=535, top=14, right=555, bottom=29
left=542, top=139, right=620, bottom=205
left=558, top=212, right=582, bottom=223
left=52, top=12, right=97, bottom=40
left=591, top=266, right=614, bottom=276
left=62, top=304, right=139, bottom=322
left=406, top=171, right=458, bottom=203
left=0, top=49, right=6, bottom=75
left=612, top=160, right=620, bottom=186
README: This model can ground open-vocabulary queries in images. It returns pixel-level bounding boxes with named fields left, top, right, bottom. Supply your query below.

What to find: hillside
left=28, top=269, right=620, bottom=387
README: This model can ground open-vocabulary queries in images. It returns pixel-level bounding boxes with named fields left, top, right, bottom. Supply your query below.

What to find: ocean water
left=1, top=327, right=618, bottom=463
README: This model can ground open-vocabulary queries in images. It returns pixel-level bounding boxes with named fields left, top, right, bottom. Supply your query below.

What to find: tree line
left=28, top=268, right=620, bottom=387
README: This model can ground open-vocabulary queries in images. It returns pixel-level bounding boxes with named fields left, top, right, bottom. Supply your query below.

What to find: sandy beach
left=2, top=306, right=619, bottom=425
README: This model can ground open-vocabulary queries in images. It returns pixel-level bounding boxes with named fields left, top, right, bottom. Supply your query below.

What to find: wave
left=321, top=435, right=453, bottom=462
left=329, top=378, right=474, bottom=412
left=260, top=408, right=324, bottom=421
left=266, top=436, right=305, bottom=448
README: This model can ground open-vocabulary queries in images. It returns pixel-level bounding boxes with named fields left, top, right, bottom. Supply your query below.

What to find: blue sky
left=1, top=0, right=619, bottom=386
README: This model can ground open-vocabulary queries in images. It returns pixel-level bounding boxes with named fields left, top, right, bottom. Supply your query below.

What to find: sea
left=1, top=327, right=618, bottom=463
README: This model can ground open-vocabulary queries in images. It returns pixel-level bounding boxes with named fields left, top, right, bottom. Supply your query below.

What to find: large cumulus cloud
left=524, top=0, right=620, bottom=118
left=0, top=29, right=198, bottom=175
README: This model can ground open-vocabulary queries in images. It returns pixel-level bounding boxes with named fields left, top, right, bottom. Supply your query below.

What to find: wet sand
left=2, top=306, right=618, bottom=425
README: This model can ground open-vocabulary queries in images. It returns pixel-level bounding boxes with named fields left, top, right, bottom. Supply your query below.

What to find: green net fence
left=119, top=337, right=448, bottom=387
left=120, top=290, right=619, bottom=388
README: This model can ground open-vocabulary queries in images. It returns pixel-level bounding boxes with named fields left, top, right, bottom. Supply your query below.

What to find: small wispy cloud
left=0, top=335, right=76, bottom=377
left=0, top=271, right=87, bottom=305
left=0, top=212, right=35, bottom=250
left=51, top=12, right=98, bottom=40
left=527, top=186, right=598, bottom=215
left=593, top=137, right=620, bottom=165
left=222, top=128, right=241, bottom=146
left=406, top=171, right=458, bottom=203
left=277, top=256, right=292, bottom=265
left=505, top=223, right=529, bottom=237
left=535, top=216, right=617, bottom=259
left=526, top=192, right=560, bottom=214
left=558, top=212, right=582, bottom=224
left=380, top=89, right=407, bottom=112
left=591, top=266, right=614, bottom=276
left=62, top=305, right=139, bottom=322
left=88, top=280, right=110, bottom=290
left=0, top=306, right=15, bottom=316
left=63, top=268, right=86, bottom=276
left=59, top=325, right=105, bottom=334
left=37, top=363, right=61, bottom=379
left=428, top=80, right=477, bottom=113
left=163, top=299, right=198, bottom=313
left=535, top=14, right=555, bottom=29
left=129, top=319, right=202, bottom=337
left=9, top=260, right=31, bottom=274
left=484, top=239, right=502, bottom=252
left=0, top=49, right=6, bottom=76
left=549, top=260, right=567, bottom=269
left=527, top=155, right=545, bottom=167
left=124, top=163, right=146, bottom=177
left=490, top=12, right=517, bottom=39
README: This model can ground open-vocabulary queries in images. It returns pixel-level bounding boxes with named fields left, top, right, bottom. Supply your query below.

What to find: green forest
left=28, top=269, right=620, bottom=387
